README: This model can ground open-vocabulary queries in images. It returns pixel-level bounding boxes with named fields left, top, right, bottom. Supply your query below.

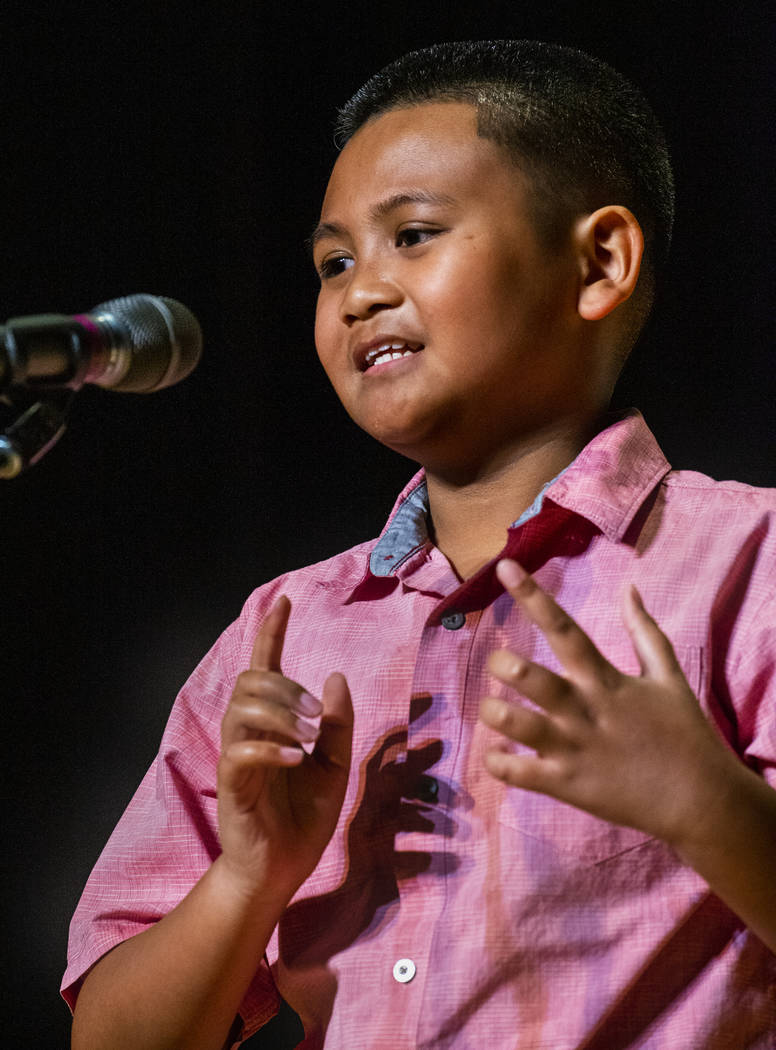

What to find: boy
left=63, top=41, right=776, bottom=1049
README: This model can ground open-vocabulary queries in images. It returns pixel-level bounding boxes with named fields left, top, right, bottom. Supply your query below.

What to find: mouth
left=358, top=340, right=424, bottom=372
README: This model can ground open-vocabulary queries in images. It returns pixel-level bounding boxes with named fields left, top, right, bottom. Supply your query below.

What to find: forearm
left=71, top=855, right=289, bottom=1050
left=671, top=755, right=776, bottom=953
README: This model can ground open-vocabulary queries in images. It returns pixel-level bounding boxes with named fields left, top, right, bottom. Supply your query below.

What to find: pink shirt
left=63, top=411, right=776, bottom=1048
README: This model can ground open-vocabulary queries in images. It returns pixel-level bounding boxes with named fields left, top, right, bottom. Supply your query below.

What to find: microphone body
left=0, top=294, right=203, bottom=394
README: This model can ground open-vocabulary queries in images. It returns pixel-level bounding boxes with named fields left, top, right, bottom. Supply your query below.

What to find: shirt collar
left=369, top=475, right=431, bottom=577
left=544, top=409, right=670, bottom=542
left=348, top=409, right=670, bottom=599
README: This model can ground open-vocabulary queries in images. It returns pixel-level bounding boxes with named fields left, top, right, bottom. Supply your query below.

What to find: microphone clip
left=0, top=390, right=73, bottom=479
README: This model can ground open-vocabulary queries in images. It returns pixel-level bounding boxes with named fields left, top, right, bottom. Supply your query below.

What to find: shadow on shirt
left=279, top=695, right=463, bottom=970
left=260, top=694, right=467, bottom=1043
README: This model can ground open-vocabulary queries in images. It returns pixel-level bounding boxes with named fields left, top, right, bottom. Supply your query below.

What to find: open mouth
left=361, top=341, right=424, bottom=371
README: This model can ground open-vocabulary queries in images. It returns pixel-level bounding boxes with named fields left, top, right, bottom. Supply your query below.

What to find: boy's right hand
left=217, top=595, right=353, bottom=905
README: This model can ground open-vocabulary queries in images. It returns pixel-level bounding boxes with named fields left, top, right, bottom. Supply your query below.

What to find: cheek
left=416, top=271, right=488, bottom=347
left=423, top=251, right=518, bottom=328
left=428, top=275, right=521, bottom=354
left=313, top=299, right=336, bottom=372
left=313, top=304, right=353, bottom=404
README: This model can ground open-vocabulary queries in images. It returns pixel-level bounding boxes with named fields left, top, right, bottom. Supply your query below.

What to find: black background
left=0, top=2, right=772, bottom=1045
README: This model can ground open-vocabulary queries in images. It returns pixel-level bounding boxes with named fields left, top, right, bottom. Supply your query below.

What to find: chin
left=360, top=423, right=449, bottom=469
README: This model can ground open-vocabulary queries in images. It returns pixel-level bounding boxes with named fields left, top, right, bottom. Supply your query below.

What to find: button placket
left=400, top=606, right=482, bottom=1042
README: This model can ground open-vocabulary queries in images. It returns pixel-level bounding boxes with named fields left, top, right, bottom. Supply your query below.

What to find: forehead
left=317, top=101, right=525, bottom=225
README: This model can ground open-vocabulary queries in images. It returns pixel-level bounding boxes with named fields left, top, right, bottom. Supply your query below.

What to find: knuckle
left=226, top=693, right=256, bottom=724
left=236, top=668, right=264, bottom=691
left=599, top=664, right=622, bottom=691
left=535, top=597, right=571, bottom=634
left=550, top=612, right=575, bottom=636
left=514, top=574, right=537, bottom=598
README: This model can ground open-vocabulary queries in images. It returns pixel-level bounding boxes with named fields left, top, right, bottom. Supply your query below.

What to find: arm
left=480, top=559, right=776, bottom=953
left=71, top=596, right=353, bottom=1050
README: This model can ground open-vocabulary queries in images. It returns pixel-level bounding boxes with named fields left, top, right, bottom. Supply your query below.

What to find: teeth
left=365, top=341, right=421, bottom=368
left=373, top=350, right=415, bottom=367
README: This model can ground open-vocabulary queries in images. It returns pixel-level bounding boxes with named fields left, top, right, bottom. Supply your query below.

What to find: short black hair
left=335, top=41, right=674, bottom=309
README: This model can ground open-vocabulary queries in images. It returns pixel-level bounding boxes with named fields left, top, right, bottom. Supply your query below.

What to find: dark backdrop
left=1, top=2, right=772, bottom=1045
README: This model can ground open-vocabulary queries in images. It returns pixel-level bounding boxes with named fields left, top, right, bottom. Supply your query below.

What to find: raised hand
left=480, top=559, right=739, bottom=849
left=71, top=602, right=352, bottom=1050
left=218, top=595, right=354, bottom=903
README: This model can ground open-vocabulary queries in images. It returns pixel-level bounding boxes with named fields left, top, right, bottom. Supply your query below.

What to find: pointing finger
left=250, top=594, right=291, bottom=672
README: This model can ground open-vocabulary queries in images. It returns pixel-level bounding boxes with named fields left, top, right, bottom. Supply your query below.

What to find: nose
left=339, top=259, right=403, bottom=324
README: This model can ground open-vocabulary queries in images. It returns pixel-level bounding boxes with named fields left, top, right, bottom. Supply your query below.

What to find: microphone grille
left=92, top=293, right=203, bottom=392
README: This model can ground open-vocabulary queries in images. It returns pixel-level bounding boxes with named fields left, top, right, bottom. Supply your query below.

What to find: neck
left=425, top=417, right=599, bottom=580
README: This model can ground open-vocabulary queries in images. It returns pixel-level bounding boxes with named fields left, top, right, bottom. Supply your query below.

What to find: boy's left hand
left=480, top=558, right=738, bottom=848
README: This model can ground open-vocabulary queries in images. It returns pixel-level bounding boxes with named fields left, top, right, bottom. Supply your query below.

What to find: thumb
left=312, top=672, right=353, bottom=774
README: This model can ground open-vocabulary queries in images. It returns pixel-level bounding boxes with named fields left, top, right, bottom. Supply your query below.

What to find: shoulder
left=662, top=468, right=776, bottom=506
left=171, top=536, right=377, bottom=728
left=224, top=538, right=376, bottom=665
left=656, top=468, right=776, bottom=537
left=242, top=537, right=375, bottom=614
left=654, top=468, right=776, bottom=641
left=633, top=467, right=776, bottom=634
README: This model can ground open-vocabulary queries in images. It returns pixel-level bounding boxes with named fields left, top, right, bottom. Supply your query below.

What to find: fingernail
left=496, top=559, right=527, bottom=590
left=278, top=746, right=304, bottom=763
left=489, top=649, right=525, bottom=678
left=480, top=695, right=509, bottom=726
left=296, top=716, right=321, bottom=742
left=297, top=691, right=322, bottom=716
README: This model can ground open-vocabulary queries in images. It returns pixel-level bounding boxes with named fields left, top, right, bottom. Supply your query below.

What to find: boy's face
left=313, top=102, right=597, bottom=473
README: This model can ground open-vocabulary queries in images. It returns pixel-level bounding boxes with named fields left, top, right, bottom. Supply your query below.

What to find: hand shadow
left=279, top=694, right=463, bottom=969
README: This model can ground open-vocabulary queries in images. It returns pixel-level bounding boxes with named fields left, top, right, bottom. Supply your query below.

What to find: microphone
left=0, top=293, right=203, bottom=394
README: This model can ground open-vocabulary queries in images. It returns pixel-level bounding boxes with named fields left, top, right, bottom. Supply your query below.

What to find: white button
left=393, top=958, right=416, bottom=983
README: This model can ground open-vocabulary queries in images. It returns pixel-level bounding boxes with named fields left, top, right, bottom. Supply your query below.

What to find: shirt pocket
left=495, top=645, right=703, bottom=868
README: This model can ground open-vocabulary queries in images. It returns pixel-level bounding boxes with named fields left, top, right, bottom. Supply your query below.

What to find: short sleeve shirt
left=62, top=411, right=776, bottom=1048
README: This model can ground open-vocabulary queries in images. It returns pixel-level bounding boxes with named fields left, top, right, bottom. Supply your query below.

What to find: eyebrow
left=307, top=189, right=458, bottom=253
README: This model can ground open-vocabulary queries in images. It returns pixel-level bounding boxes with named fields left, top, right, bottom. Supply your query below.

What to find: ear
left=574, top=206, right=644, bottom=321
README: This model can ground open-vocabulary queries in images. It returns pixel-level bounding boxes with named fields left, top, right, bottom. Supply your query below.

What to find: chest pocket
left=495, top=645, right=704, bottom=867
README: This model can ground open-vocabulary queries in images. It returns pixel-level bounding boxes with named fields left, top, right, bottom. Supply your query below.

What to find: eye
left=317, top=254, right=354, bottom=280
left=396, top=226, right=442, bottom=248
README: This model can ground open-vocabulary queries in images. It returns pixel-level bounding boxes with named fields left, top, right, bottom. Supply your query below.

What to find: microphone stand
left=0, top=389, right=74, bottom=479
